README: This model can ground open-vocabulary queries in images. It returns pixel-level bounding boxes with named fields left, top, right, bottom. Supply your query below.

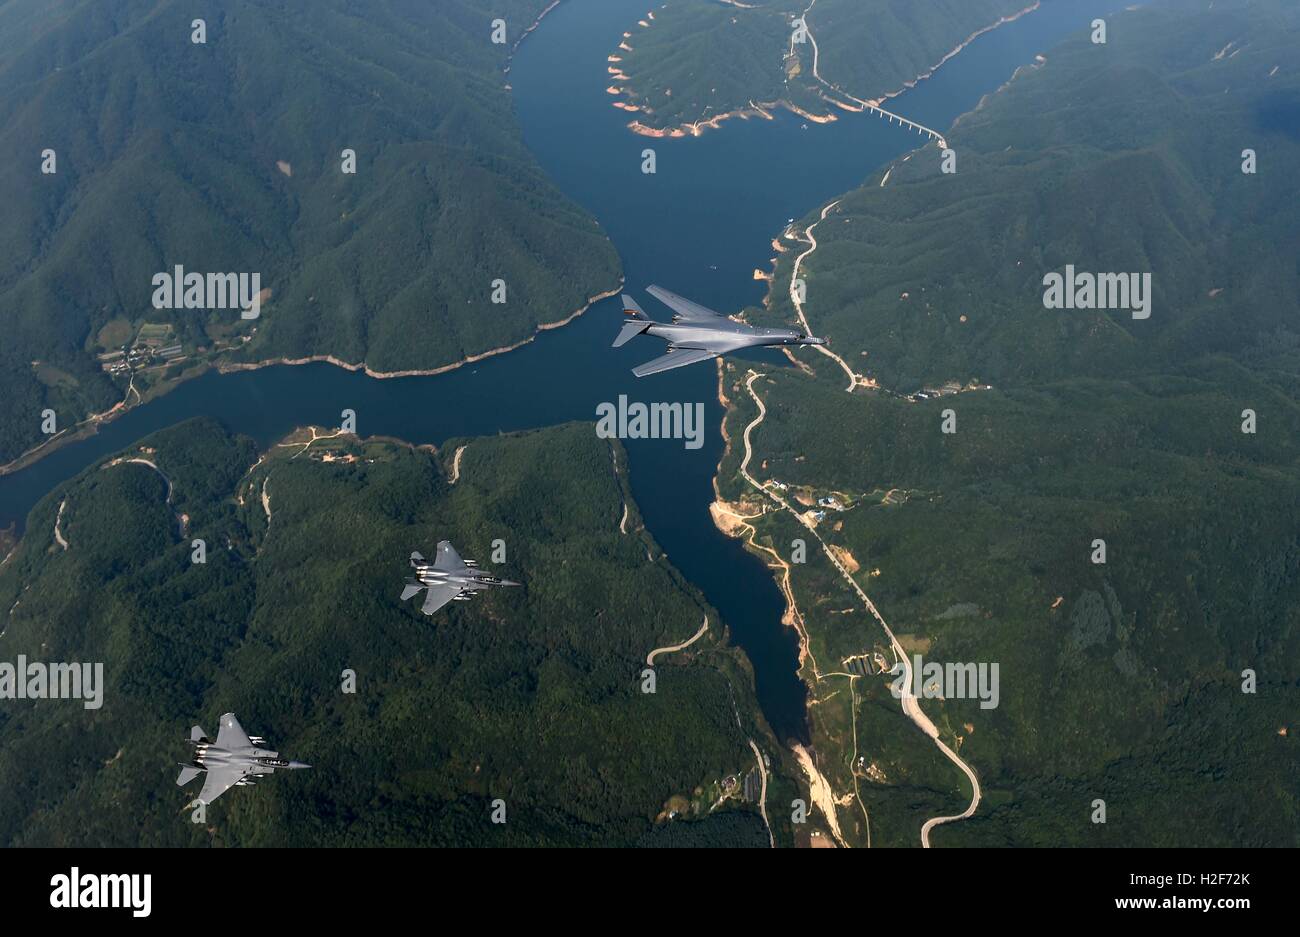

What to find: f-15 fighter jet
left=177, top=713, right=310, bottom=806
left=614, top=284, right=825, bottom=377
left=401, top=540, right=520, bottom=615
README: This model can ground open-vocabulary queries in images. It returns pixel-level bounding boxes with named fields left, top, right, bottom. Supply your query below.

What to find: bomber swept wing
left=632, top=347, right=720, bottom=378
left=645, top=285, right=727, bottom=322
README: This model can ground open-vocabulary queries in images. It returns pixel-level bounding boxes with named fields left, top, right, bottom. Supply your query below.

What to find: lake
left=0, top=0, right=1132, bottom=745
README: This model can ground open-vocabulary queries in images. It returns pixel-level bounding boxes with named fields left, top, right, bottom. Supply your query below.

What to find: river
left=0, top=0, right=1131, bottom=746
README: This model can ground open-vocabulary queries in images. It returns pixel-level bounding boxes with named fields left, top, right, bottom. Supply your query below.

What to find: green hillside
left=0, top=0, right=620, bottom=464
left=0, top=418, right=781, bottom=846
left=610, top=0, right=1027, bottom=131
left=718, top=0, right=1300, bottom=846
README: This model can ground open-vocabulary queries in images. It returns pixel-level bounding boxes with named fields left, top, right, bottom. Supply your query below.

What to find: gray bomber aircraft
left=614, top=284, right=826, bottom=377
left=177, top=713, right=310, bottom=806
left=401, top=540, right=520, bottom=615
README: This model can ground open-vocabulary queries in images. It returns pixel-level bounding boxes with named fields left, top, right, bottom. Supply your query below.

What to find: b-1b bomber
left=614, top=284, right=825, bottom=377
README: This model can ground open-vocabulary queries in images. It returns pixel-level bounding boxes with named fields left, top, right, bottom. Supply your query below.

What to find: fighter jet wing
left=647, top=285, right=726, bottom=322
left=196, top=765, right=244, bottom=805
left=422, top=582, right=463, bottom=614
left=632, top=346, right=720, bottom=378
left=433, top=540, right=465, bottom=572
left=214, top=713, right=251, bottom=750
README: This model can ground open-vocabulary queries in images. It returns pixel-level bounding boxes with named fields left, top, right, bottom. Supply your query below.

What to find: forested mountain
left=0, top=0, right=619, bottom=464
left=0, top=418, right=778, bottom=846
left=719, top=0, right=1300, bottom=846
left=609, top=0, right=1027, bottom=131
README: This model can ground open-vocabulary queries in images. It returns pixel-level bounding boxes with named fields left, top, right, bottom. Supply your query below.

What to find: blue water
left=0, top=0, right=1132, bottom=745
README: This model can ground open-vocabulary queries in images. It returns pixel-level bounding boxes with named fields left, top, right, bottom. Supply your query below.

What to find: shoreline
left=625, top=99, right=835, bottom=139
left=217, top=282, right=622, bottom=381
left=705, top=5, right=1046, bottom=845
left=614, top=1, right=1041, bottom=141
left=505, top=0, right=564, bottom=75
left=509, top=0, right=562, bottom=59
left=0, top=282, right=623, bottom=479
left=829, top=1, right=1042, bottom=116
left=1, top=0, right=605, bottom=481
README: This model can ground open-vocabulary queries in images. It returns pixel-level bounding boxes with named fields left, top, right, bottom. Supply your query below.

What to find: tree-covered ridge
left=0, top=0, right=620, bottom=464
left=0, top=418, right=780, bottom=846
left=778, top=0, right=1300, bottom=395
left=810, top=0, right=1037, bottom=104
left=717, top=0, right=1300, bottom=846
left=610, top=0, right=1027, bottom=131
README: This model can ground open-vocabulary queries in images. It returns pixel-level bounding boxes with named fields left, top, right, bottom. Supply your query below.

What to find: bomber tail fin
left=614, top=296, right=653, bottom=347
left=613, top=320, right=651, bottom=348
left=622, top=294, right=648, bottom=320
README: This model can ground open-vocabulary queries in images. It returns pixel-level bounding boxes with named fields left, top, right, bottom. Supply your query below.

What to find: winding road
left=53, top=498, right=69, bottom=550
left=745, top=122, right=990, bottom=846
left=101, top=456, right=174, bottom=503
left=747, top=738, right=774, bottom=848
left=448, top=445, right=468, bottom=484
left=645, top=614, right=709, bottom=666
left=788, top=201, right=873, bottom=393
left=792, top=0, right=948, bottom=147
left=739, top=370, right=980, bottom=846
